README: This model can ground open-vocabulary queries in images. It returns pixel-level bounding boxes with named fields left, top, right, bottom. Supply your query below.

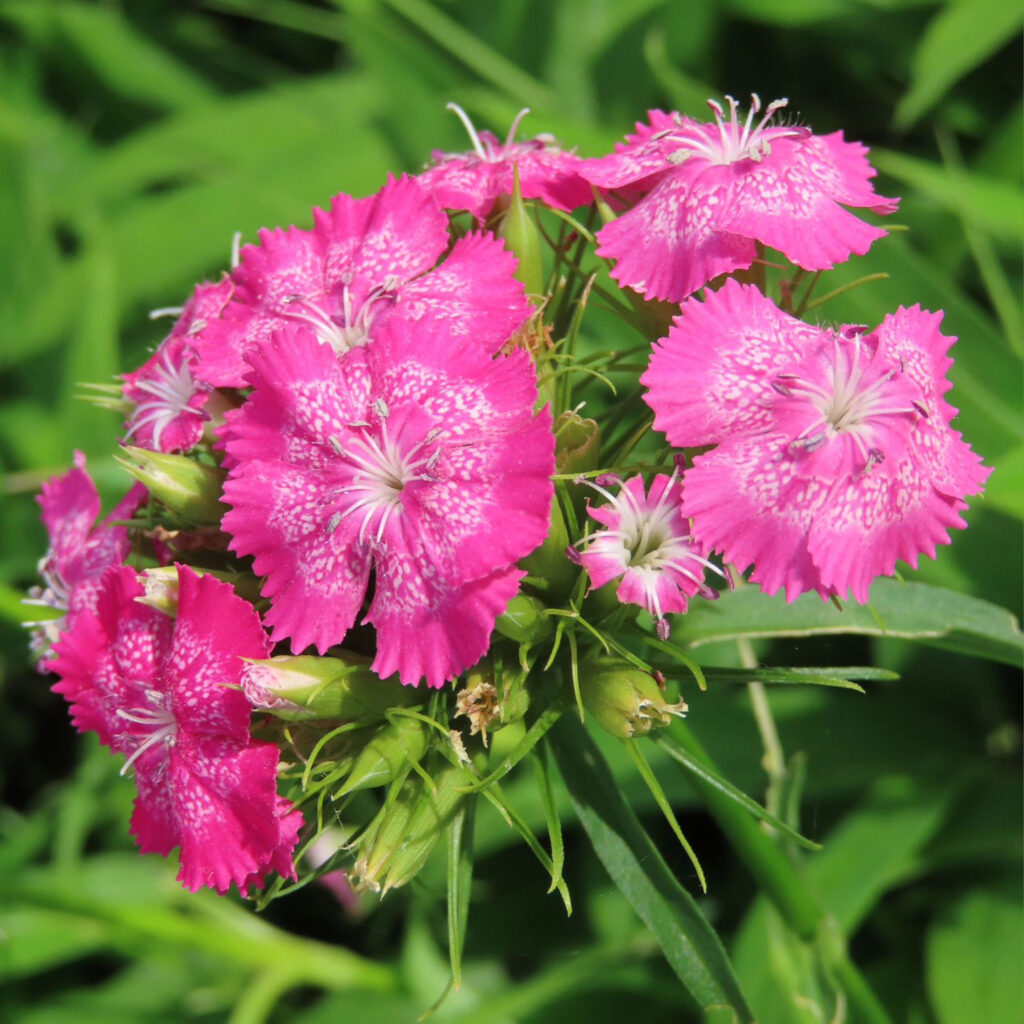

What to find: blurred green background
left=0, top=1, right=1020, bottom=1022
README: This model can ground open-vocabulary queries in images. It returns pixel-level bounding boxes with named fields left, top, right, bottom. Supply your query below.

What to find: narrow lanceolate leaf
left=652, top=733, right=822, bottom=851
left=531, top=746, right=566, bottom=896
left=446, top=801, right=475, bottom=990
left=674, top=580, right=1023, bottom=667
left=549, top=716, right=754, bottom=1019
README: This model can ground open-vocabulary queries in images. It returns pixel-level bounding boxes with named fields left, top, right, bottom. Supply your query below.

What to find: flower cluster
left=30, top=96, right=986, bottom=899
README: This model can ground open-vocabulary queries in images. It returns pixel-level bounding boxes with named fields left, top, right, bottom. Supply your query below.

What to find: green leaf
left=52, top=2, right=215, bottom=112
left=926, top=887, right=1024, bottom=1024
left=549, top=716, right=754, bottom=1019
left=653, top=733, right=822, bottom=852
left=446, top=801, right=475, bottom=990
left=871, top=148, right=1024, bottom=244
left=675, top=580, right=1023, bottom=666
left=895, top=0, right=1023, bottom=129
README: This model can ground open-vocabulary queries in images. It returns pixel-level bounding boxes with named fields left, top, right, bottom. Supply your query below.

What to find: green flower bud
left=554, top=410, right=601, bottom=478
left=579, top=657, right=688, bottom=739
left=135, top=566, right=180, bottom=616
left=494, top=593, right=551, bottom=644
left=353, top=763, right=468, bottom=893
left=499, top=165, right=544, bottom=301
left=335, top=715, right=430, bottom=796
left=117, top=447, right=226, bottom=525
left=520, top=497, right=577, bottom=601
left=242, top=653, right=415, bottom=721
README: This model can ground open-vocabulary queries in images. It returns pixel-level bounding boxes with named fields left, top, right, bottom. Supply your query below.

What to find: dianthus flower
left=50, top=564, right=301, bottom=894
left=123, top=278, right=232, bottom=452
left=571, top=472, right=722, bottom=638
left=221, top=318, right=554, bottom=687
left=27, top=453, right=145, bottom=668
left=642, top=281, right=990, bottom=601
left=417, top=104, right=592, bottom=221
left=191, top=175, right=531, bottom=387
left=582, top=95, right=898, bottom=303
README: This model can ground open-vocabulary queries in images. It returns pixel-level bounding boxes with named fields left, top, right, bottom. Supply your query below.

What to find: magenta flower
left=571, top=473, right=722, bottom=638
left=51, top=565, right=302, bottom=894
left=221, top=319, right=554, bottom=687
left=417, top=104, right=592, bottom=221
left=642, top=281, right=990, bottom=601
left=123, top=278, right=233, bottom=452
left=582, top=96, right=898, bottom=302
left=191, top=175, right=531, bottom=387
left=27, top=453, right=145, bottom=668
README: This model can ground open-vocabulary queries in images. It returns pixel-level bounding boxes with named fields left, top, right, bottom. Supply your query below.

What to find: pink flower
left=571, top=473, right=722, bottom=638
left=27, top=453, right=145, bottom=668
left=50, top=565, right=301, bottom=894
left=221, top=319, right=554, bottom=687
left=123, top=278, right=233, bottom=452
left=191, top=176, right=531, bottom=387
left=642, top=281, right=990, bottom=601
left=582, top=96, right=898, bottom=302
left=417, top=104, right=592, bottom=221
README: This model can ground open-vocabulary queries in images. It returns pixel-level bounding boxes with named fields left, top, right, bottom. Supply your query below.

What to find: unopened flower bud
left=353, top=763, right=468, bottom=893
left=499, top=165, right=544, bottom=302
left=494, top=593, right=551, bottom=644
left=134, top=566, right=181, bottom=616
left=335, top=715, right=430, bottom=796
left=117, top=447, right=227, bottom=525
left=579, top=657, right=688, bottom=739
left=242, top=653, right=414, bottom=720
left=554, top=411, right=600, bottom=478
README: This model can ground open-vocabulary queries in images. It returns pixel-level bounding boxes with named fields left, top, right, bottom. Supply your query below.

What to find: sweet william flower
left=417, top=104, right=592, bottom=222
left=571, top=472, right=722, bottom=638
left=642, top=281, right=990, bottom=601
left=583, top=96, right=898, bottom=302
left=192, top=175, right=531, bottom=387
left=221, top=317, right=554, bottom=687
left=123, top=277, right=233, bottom=452
left=50, top=564, right=301, bottom=894
left=27, top=453, right=146, bottom=668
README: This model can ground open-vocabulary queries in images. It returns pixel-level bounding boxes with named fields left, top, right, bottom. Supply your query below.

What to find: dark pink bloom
left=642, top=281, right=989, bottom=601
left=583, top=96, right=898, bottom=302
left=572, top=473, right=721, bottom=638
left=417, top=104, right=592, bottom=221
left=51, top=565, right=301, bottom=894
left=191, top=176, right=531, bottom=387
left=221, top=319, right=554, bottom=687
left=123, top=278, right=233, bottom=452
left=27, top=453, right=145, bottom=668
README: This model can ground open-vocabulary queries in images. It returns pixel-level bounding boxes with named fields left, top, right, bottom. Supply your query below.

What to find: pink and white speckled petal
left=38, top=452, right=100, bottom=564
left=397, top=231, right=531, bottom=348
left=369, top=563, right=524, bottom=688
left=169, top=568, right=271, bottom=737
left=596, top=172, right=757, bottom=302
left=806, top=132, right=900, bottom=215
left=718, top=139, right=889, bottom=271
left=581, top=110, right=695, bottom=190
left=643, top=280, right=829, bottom=446
left=807, top=457, right=969, bottom=603
left=170, top=735, right=297, bottom=894
left=616, top=564, right=691, bottom=617
left=317, top=176, right=449, bottom=301
left=683, top=438, right=829, bottom=601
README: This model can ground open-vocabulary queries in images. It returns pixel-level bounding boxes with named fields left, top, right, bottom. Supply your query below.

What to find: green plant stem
left=738, top=638, right=786, bottom=818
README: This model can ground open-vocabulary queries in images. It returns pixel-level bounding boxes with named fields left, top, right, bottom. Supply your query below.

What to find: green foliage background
left=0, top=1, right=1020, bottom=1021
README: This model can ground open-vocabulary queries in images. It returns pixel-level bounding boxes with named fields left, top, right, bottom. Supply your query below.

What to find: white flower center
left=664, top=94, right=809, bottom=166
left=283, top=279, right=397, bottom=355
left=116, top=687, right=177, bottom=776
left=125, top=347, right=200, bottom=450
left=445, top=102, right=533, bottom=161
left=773, top=333, right=925, bottom=470
left=327, top=408, right=443, bottom=546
